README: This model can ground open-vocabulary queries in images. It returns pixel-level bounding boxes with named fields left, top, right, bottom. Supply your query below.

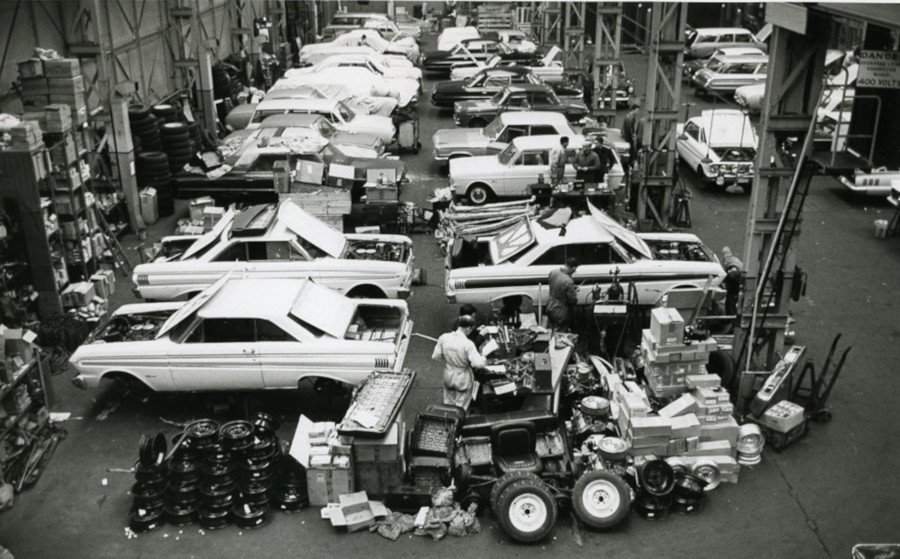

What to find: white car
left=244, top=98, right=396, bottom=145
left=677, top=109, right=757, bottom=189
left=692, top=54, right=768, bottom=94
left=262, top=85, right=399, bottom=119
left=226, top=116, right=385, bottom=159
left=300, top=30, right=419, bottom=64
left=450, top=47, right=565, bottom=83
left=133, top=201, right=414, bottom=301
left=437, top=26, right=480, bottom=51
left=839, top=168, right=900, bottom=197
left=449, top=135, right=623, bottom=204
left=276, top=67, right=419, bottom=108
left=287, top=54, right=422, bottom=83
left=362, top=19, right=421, bottom=43
left=735, top=54, right=855, bottom=113
left=493, top=29, right=537, bottom=54
left=684, top=26, right=769, bottom=59
left=432, top=111, right=576, bottom=164
left=71, top=275, right=412, bottom=392
left=445, top=207, right=725, bottom=307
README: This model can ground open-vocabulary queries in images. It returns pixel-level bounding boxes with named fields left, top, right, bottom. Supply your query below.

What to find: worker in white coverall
left=431, top=315, right=487, bottom=409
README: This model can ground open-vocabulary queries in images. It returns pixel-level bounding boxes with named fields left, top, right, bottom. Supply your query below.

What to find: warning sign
left=858, top=50, right=900, bottom=89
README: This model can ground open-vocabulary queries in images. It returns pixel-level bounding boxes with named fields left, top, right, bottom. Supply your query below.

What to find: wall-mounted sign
left=858, top=50, right=900, bottom=89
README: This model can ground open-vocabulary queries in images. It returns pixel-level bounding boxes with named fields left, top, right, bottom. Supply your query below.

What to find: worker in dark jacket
left=546, top=257, right=579, bottom=331
left=574, top=144, right=602, bottom=183
left=722, top=246, right=743, bottom=315
left=622, top=98, right=644, bottom=163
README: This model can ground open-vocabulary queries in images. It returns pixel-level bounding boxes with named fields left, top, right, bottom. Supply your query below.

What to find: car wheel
left=495, top=478, right=557, bottom=543
left=468, top=118, right=487, bottom=128
left=696, top=165, right=711, bottom=190
left=466, top=183, right=492, bottom=205
left=572, top=470, right=631, bottom=529
left=705, top=350, right=735, bottom=390
left=490, top=471, right=542, bottom=516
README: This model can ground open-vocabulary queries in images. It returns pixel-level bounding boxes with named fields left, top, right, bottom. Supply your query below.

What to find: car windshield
left=490, top=90, right=507, bottom=105
left=497, top=143, right=519, bottom=165
left=314, top=119, right=336, bottom=138
left=337, top=102, right=356, bottom=123
left=486, top=55, right=502, bottom=67
left=707, top=60, right=728, bottom=72
left=483, top=117, right=503, bottom=139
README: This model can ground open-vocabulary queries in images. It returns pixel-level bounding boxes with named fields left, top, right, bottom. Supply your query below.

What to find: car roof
left=512, top=134, right=584, bottom=150
left=713, top=47, right=766, bottom=57
left=333, top=12, right=388, bottom=18
left=692, top=27, right=755, bottom=35
left=503, top=84, right=552, bottom=93
left=478, top=66, right=531, bottom=77
left=200, top=278, right=310, bottom=319
left=533, top=215, right=614, bottom=245
left=256, top=98, right=338, bottom=111
left=710, top=54, right=768, bottom=64
left=260, top=114, right=325, bottom=127
left=499, top=111, right=568, bottom=125
left=696, top=109, right=749, bottom=125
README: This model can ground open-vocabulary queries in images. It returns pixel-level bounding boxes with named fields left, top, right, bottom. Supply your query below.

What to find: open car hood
left=541, top=46, right=562, bottom=67
left=279, top=202, right=346, bottom=258
left=588, top=202, right=653, bottom=260
left=489, top=219, right=535, bottom=264
left=157, top=273, right=232, bottom=339
left=181, top=209, right=235, bottom=260
left=290, top=281, right=356, bottom=339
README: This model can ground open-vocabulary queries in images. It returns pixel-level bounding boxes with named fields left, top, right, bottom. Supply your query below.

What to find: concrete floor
left=2, top=34, right=900, bottom=559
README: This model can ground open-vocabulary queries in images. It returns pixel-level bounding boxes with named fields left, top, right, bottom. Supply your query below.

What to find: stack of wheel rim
left=222, top=418, right=274, bottom=530
left=633, top=458, right=676, bottom=520
left=134, top=151, right=174, bottom=217
left=671, top=472, right=708, bottom=514
left=159, top=122, right=194, bottom=175
left=165, top=432, right=202, bottom=526
left=736, top=424, right=765, bottom=465
left=130, top=434, right=168, bottom=533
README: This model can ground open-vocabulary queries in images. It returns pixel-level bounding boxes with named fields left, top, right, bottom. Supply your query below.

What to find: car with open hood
left=432, top=111, right=576, bottom=164
left=450, top=135, right=623, bottom=204
left=676, top=109, right=758, bottom=190
left=431, top=66, right=582, bottom=108
left=444, top=205, right=725, bottom=308
left=288, top=53, right=422, bottom=83
left=300, top=30, right=420, bottom=64
left=436, top=26, right=481, bottom=51
left=453, top=84, right=589, bottom=128
left=423, top=38, right=538, bottom=74
left=71, top=275, right=412, bottom=392
left=132, top=201, right=414, bottom=301
left=449, top=46, right=566, bottom=82
left=683, top=26, right=770, bottom=59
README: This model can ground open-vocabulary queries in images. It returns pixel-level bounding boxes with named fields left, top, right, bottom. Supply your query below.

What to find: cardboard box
left=686, top=440, right=735, bottom=458
left=650, top=307, right=684, bottom=346
left=43, top=58, right=81, bottom=78
left=18, top=59, right=44, bottom=78
left=353, top=419, right=403, bottom=462
left=686, top=373, right=721, bottom=389
left=699, top=417, right=740, bottom=446
left=4, top=329, right=37, bottom=365
left=189, top=196, right=215, bottom=222
left=62, top=281, right=96, bottom=308
left=658, top=393, right=699, bottom=418
left=760, top=400, right=806, bottom=433
left=670, top=414, right=702, bottom=439
left=202, top=206, right=225, bottom=229
left=692, top=387, right=730, bottom=406
left=629, top=415, right=673, bottom=438
left=47, top=76, right=85, bottom=95
left=291, top=415, right=356, bottom=506
left=140, top=188, right=159, bottom=225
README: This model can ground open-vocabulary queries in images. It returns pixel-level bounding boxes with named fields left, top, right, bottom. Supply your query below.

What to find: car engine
left=87, top=313, right=173, bottom=344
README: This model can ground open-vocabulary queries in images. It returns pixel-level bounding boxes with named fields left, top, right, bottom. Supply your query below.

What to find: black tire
left=455, top=463, right=472, bottom=496
left=697, top=165, right=712, bottom=191
left=128, top=104, right=152, bottom=120
left=572, top=471, right=631, bottom=529
left=637, top=459, right=676, bottom=497
left=130, top=119, right=158, bottom=135
left=466, top=183, right=493, bottom=205
left=460, top=491, right=486, bottom=517
left=160, top=122, right=188, bottom=136
left=137, top=151, right=169, bottom=165
left=706, top=350, right=735, bottom=390
left=495, top=478, right=557, bottom=543
left=490, top=471, right=541, bottom=516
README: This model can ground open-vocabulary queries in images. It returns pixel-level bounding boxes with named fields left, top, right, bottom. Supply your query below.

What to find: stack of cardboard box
left=641, top=308, right=718, bottom=399
left=61, top=281, right=107, bottom=322
left=7, top=121, right=44, bottom=151
left=291, top=416, right=355, bottom=506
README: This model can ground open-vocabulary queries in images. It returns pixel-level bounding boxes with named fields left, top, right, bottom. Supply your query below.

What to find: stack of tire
left=129, top=434, right=168, bottom=533
left=128, top=104, right=163, bottom=153
left=158, top=122, right=194, bottom=175
left=135, top=151, right=174, bottom=218
left=632, top=458, right=678, bottom=520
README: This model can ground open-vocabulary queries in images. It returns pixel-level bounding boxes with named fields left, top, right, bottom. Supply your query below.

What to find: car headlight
left=709, top=164, right=720, bottom=174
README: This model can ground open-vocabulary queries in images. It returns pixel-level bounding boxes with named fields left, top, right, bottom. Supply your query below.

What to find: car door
left=240, top=240, right=319, bottom=283
left=502, top=149, right=548, bottom=195
left=678, top=120, right=704, bottom=169
left=502, top=92, right=532, bottom=113
left=254, top=319, right=313, bottom=389
left=529, top=90, right=555, bottom=111
left=169, top=317, right=263, bottom=390
left=482, top=74, right=510, bottom=96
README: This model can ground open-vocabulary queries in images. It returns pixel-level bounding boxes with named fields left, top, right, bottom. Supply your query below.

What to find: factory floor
left=2, top=34, right=900, bottom=559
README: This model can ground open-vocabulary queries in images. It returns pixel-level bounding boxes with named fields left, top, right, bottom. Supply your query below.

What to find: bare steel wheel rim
left=508, top=494, right=548, bottom=533
left=582, top=479, right=621, bottom=518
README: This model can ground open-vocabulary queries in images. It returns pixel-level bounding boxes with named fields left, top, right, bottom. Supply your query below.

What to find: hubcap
left=583, top=480, right=620, bottom=518
left=470, top=187, right=487, bottom=204
left=508, top=494, right=548, bottom=533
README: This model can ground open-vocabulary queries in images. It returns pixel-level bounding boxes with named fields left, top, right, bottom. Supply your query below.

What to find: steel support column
left=592, top=3, right=623, bottom=123
left=636, top=3, right=686, bottom=230
left=541, top=2, right=562, bottom=46
left=563, top=2, right=586, bottom=69
left=733, top=12, right=830, bottom=383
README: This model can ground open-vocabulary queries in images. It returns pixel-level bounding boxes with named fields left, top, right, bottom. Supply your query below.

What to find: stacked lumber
left=435, top=198, right=536, bottom=251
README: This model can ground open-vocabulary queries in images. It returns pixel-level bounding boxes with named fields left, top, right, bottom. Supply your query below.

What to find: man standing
left=549, top=136, right=570, bottom=186
left=546, top=257, right=580, bottom=331
left=721, top=246, right=743, bottom=315
left=574, top=143, right=602, bottom=183
left=622, top=98, right=644, bottom=163
left=432, top=315, right=487, bottom=409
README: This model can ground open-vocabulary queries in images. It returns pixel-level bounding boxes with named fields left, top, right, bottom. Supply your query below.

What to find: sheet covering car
left=71, top=275, right=412, bottom=392
left=676, top=109, right=757, bottom=189
left=445, top=206, right=725, bottom=307
left=133, top=201, right=415, bottom=301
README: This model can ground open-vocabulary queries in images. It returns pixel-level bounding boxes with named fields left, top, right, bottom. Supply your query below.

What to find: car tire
left=706, top=350, right=735, bottom=390
left=490, top=471, right=542, bottom=516
left=696, top=165, right=711, bottom=190
left=466, top=183, right=493, bottom=205
left=495, top=478, right=557, bottom=543
left=571, top=470, right=631, bottom=530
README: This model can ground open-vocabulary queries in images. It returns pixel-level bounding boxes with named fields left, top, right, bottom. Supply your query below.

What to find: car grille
left=375, top=357, right=390, bottom=369
left=135, top=274, right=149, bottom=285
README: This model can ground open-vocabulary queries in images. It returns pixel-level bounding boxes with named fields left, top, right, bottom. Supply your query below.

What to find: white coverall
left=431, top=330, right=487, bottom=409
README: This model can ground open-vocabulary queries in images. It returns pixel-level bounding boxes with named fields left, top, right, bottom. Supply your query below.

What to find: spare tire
left=571, top=470, right=631, bottom=529
left=495, top=478, right=557, bottom=544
